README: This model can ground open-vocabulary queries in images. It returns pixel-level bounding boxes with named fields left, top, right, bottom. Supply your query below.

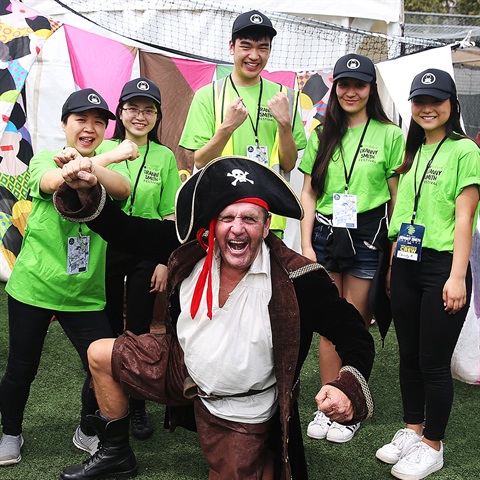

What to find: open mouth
left=228, top=240, right=248, bottom=252
left=79, top=136, right=95, bottom=146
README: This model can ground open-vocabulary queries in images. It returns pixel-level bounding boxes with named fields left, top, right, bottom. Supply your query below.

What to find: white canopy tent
left=221, top=0, right=404, bottom=34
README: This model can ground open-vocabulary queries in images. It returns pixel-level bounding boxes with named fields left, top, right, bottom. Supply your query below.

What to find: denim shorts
left=312, top=222, right=379, bottom=280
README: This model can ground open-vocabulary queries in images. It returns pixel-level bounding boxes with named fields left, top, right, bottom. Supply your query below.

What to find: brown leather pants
left=194, top=399, right=274, bottom=479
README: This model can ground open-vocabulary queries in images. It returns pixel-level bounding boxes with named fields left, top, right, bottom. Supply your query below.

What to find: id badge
left=394, top=223, right=425, bottom=262
left=67, top=235, right=90, bottom=274
left=246, top=145, right=268, bottom=165
left=332, top=193, right=357, bottom=228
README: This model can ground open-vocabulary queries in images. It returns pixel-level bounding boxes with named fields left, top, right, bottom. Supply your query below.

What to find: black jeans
left=105, top=247, right=158, bottom=413
left=0, top=296, right=113, bottom=436
left=105, top=246, right=157, bottom=337
left=390, top=248, right=472, bottom=441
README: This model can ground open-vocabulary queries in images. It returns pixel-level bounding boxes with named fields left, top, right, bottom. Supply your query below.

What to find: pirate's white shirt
left=177, top=241, right=278, bottom=423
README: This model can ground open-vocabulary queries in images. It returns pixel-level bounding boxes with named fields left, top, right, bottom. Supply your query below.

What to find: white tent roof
left=222, top=0, right=403, bottom=24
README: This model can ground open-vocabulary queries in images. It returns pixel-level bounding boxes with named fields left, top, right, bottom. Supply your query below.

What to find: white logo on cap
left=346, top=59, right=360, bottom=70
left=421, top=73, right=436, bottom=85
left=136, top=80, right=150, bottom=91
left=227, top=169, right=254, bottom=186
left=250, top=14, right=264, bottom=25
left=87, top=94, right=101, bottom=105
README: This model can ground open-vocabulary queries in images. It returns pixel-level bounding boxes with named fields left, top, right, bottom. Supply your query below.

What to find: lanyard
left=341, top=118, right=370, bottom=193
left=228, top=75, right=263, bottom=147
left=411, top=136, right=447, bottom=224
left=129, top=141, right=150, bottom=216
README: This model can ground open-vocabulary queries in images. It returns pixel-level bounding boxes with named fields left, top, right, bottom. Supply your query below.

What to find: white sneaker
left=376, top=428, right=423, bottom=464
left=326, top=422, right=360, bottom=443
left=306, top=410, right=331, bottom=440
left=72, top=426, right=99, bottom=455
left=391, top=441, right=444, bottom=480
left=0, top=434, right=24, bottom=466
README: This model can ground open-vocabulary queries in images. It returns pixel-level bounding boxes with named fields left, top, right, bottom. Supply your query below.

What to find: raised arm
left=55, top=163, right=179, bottom=265
left=267, top=91, right=298, bottom=173
left=193, top=97, right=248, bottom=169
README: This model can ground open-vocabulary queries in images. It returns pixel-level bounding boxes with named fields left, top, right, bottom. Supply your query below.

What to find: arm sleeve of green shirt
left=298, top=131, right=320, bottom=175
left=455, top=140, right=480, bottom=198
left=179, top=85, right=216, bottom=151
left=28, top=150, right=58, bottom=199
left=386, top=125, right=406, bottom=178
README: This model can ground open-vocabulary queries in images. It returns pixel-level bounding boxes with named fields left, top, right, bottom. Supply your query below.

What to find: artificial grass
left=0, top=281, right=479, bottom=479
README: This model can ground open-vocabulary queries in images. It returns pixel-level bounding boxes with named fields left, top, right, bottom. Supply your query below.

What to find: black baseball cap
left=61, top=88, right=115, bottom=121
left=408, top=68, right=456, bottom=101
left=333, top=53, right=376, bottom=83
left=232, top=10, right=277, bottom=38
left=119, top=77, right=161, bottom=105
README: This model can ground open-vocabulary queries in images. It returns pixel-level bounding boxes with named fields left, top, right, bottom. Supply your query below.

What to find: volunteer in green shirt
left=0, top=89, right=136, bottom=466
left=96, top=78, right=181, bottom=440
left=376, top=69, right=480, bottom=480
left=179, top=10, right=307, bottom=236
left=299, top=53, right=404, bottom=443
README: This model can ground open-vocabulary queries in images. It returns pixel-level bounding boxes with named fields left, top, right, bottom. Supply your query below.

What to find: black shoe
left=130, top=408, right=153, bottom=440
left=60, top=413, right=137, bottom=480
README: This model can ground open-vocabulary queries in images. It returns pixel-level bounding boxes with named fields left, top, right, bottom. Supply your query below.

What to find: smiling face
left=215, top=202, right=270, bottom=276
left=411, top=95, right=451, bottom=144
left=335, top=78, right=371, bottom=124
left=119, top=97, right=159, bottom=145
left=62, top=109, right=108, bottom=157
left=229, top=37, right=271, bottom=86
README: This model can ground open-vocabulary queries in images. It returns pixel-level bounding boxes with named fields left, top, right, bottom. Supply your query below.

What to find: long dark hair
left=397, top=95, right=469, bottom=174
left=110, top=99, right=162, bottom=144
left=310, top=80, right=393, bottom=198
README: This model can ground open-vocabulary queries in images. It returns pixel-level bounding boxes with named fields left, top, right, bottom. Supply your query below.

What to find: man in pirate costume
left=54, top=156, right=374, bottom=480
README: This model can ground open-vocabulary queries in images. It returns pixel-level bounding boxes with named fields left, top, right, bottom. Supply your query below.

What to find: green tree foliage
left=405, top=0, right=480, bottom=15
left=405, top=1, right=452, bottom=13
left=455, top=0, right=480, bottom=15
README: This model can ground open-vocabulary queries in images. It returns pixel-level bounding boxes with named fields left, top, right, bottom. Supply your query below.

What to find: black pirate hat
left=175, top=156, right=303, bottom=243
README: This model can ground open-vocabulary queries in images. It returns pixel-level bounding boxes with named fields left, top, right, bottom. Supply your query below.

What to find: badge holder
left=67, top=225, right=90, bottom=274
left=394, top=222, right=425, bottom=262
left=332, top=192, right=358, bottom=228
left=247, top=145, right=268, bottom=165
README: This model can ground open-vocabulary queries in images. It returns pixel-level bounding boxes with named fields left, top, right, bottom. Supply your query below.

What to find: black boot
left=130, top=398, right=153, bottom=440
left=59, top=412, right=137, bottom=480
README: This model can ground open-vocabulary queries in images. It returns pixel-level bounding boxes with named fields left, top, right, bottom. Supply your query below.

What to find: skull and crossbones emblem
left=227, top=169, right=254, bottom=186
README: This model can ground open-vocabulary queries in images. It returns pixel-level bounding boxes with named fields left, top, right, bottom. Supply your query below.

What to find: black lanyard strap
left=342, top=118, right=370, bottom=193
left=411, top=136, right=447, bottom=224
left=228, top=75, right=263, bottom=147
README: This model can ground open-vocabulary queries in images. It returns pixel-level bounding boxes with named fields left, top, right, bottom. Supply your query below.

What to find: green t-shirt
left=298, top=119, right=405, bottom=215
left=96, top=140, right=181, bottom=219
left=6, top=150, right=129, bottom=311
left=389, top=137, right=480, bottom=252
left=179, top=78, right=307, bottom=160
left=179, top=77, right=307, bottom=233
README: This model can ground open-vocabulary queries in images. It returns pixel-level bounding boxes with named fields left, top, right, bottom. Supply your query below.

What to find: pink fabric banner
left=171, top=57, right=216, bottom=92
left=260, top=70, right=297, bottom=88
left=64, top=25, right=137, bottom=137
